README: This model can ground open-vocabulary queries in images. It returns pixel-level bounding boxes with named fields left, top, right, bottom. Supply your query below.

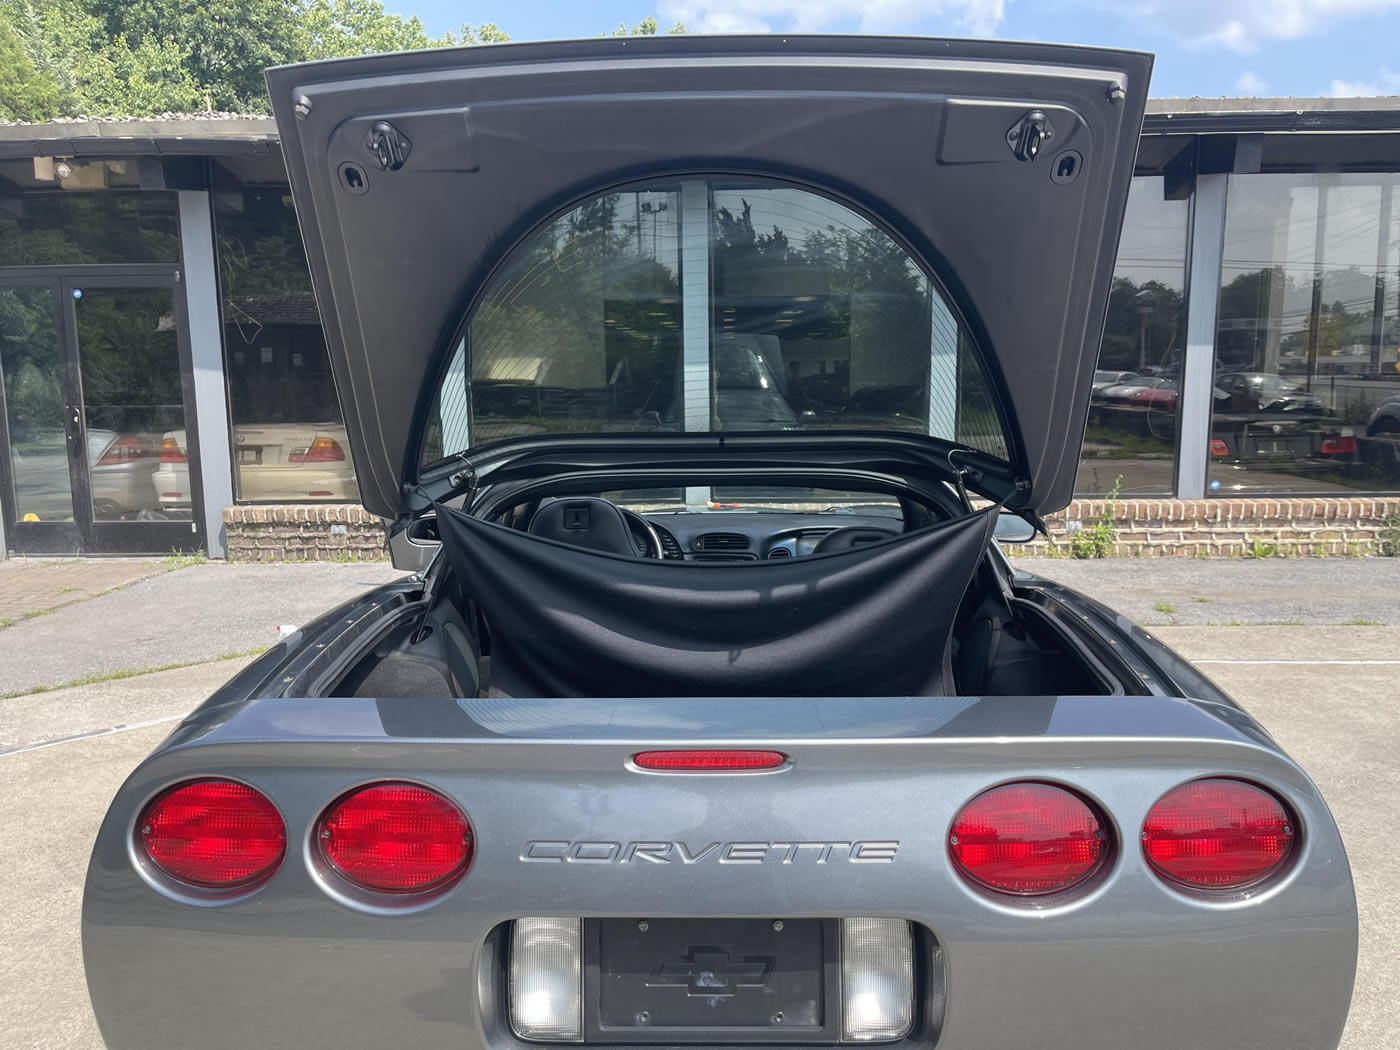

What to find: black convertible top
left=434, top=504, right=996, bottom=698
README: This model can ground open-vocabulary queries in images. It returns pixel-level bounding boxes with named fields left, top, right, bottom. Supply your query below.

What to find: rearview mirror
left=993, top=511, right=1037, bottom=543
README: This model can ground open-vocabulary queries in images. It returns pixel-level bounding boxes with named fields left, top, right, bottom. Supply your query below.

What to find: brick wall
left=1026, top=496, right=1400, bottom=558
left=223, top=504, right=387, bottom=562
left=222, top=498, right=1400, bottom=561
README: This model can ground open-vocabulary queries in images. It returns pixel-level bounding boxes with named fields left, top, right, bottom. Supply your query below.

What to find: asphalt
left=0, top=561, right=405, bottom=698
left=0, top=560, right=1395, bottom=1049
left=1011, top=555, right=1400, bottom=626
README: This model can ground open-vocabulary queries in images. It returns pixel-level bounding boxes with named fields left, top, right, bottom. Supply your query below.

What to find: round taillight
left=317, top=782, right=472, bottom=894
left=949, top=782, right=1108, bottom=896
left=1142, top=778, right=1296, bottom=890
left=139, top=779, right=285, bottom=888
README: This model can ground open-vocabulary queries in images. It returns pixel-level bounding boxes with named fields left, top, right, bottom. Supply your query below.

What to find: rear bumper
left=84, top=695, right=1357, bottom=1050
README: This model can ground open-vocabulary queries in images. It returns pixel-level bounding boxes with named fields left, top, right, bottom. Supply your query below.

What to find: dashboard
left=621, top=510, right=902, bottom=560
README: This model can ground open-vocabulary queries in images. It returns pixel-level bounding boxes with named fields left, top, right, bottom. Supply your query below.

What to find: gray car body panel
left=83, top=576, right=1357, bottom=1050
left=267, top=35, right=1150, bottom=517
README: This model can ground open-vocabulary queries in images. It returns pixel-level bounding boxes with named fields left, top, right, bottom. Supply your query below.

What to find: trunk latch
left=1006, top=110, right=1053, bottom=162
left=365, top=120, right=412, bottom=171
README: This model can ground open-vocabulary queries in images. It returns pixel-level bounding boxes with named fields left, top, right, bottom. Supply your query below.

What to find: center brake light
left=316, top=781, right=473, bottom=894
left=632, top=749, right=786, bottom=771
left=949, top=782, right=1109, bottom=896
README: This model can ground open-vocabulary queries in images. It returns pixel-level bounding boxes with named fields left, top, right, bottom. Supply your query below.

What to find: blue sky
left=410, top=0, right=1400, bottom=98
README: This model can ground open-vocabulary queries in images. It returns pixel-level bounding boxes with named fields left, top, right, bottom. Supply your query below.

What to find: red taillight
left=1210, top=438, right=1230, bottom=457
left=139, top=779, right=285, bottom=888
left=632, top=749, right=787, bottom=771
left=289, top=435, right=347, bottom=464
left=949, top=782, right=1108, bottom=895
left=317, top=782, right=472, bottom=893
left=1320, top=435, right=1356, bottom=455
left=1142, top=778, right=1296, bottom=890
left=159, top=437, right=187, bottom=464
left=97, top=435, right=151, bottom=466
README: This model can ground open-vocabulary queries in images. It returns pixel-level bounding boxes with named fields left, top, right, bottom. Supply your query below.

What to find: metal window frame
left=1175, top=173, right=1228, bottom=500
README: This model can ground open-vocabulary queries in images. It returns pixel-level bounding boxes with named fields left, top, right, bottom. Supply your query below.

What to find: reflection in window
left=0, top=288, right=73, bottom=521
left=214, top=174, right=357, bottom=502
left=424, top=178, right=1008, bottom=466
left=0, top=190, right=179, bottom=266
left=1077, top=177, right=1188, bottom=496
left=1211, top=173, right=1400, bottom=494
left=73, top=287, right=190, bottom=520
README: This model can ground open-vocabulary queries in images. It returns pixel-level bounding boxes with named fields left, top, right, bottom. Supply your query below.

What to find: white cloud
left=1328, top=67, right=1400, bottom=95
left=660, top=0, right=1005, bottom=36
left=1100, top=0, right=1400, bottom=53
left=1232, top=71, right=1269, bottom=94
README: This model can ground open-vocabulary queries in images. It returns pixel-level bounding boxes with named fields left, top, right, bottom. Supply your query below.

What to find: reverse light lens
left=1142, top=778, right=1296, bottom=890
left=949, top=782, right=1107, bottom=895
left=317, top=782, right=472, bottom=893
left=510, top=917, right=583, bottom=1042
left=139, top=779, right=285, bottom=888
left=840, top=917, right=914, bottom=1042
left=632, top=749, right=786, bottom=771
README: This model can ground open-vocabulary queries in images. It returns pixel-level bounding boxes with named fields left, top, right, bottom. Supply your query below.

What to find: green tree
left=608, top=16, right=686, bottom=35
left=299, top=0, right=449, bottom=60
left=0, top=17, right=61, bottom=120
left=2, top=0, right=204, bottom=118
left=86, top=0, right=301, bottom=110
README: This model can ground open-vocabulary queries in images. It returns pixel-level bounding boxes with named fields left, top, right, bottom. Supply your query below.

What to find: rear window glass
left=421, top=177, right=1009, bottom=465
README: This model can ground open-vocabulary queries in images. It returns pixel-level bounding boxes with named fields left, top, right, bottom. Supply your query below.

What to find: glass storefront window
left=1211, top=173, right=1400, bottom=494
left=0, top=189, right=179, bottom=266
left=214, top=174, right=357, bottom=502
left=0, top=288, right=71, bottom=521
left=1076, top=177, right=1189, bottom=496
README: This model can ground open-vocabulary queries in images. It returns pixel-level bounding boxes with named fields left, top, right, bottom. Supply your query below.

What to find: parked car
left=1091, top=368, right=1141, bottom=393
left=1366, top=393, right=1400, bottom=435
left=83, top=38, right=1355, bottom=1050
left=154, top=423, right=360, bottom=506
left=86, top=429, right=162, bottom=518
left=1214, top=371, right=1326, bottom=414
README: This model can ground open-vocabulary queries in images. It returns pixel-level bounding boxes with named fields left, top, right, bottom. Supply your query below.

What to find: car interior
left=328, top=482, right=1114, bottom=702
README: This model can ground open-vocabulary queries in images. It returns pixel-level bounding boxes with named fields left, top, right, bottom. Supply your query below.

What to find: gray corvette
left=83, top=36, right=1356, bottom=1050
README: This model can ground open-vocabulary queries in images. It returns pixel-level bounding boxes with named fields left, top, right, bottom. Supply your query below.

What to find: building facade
left=2, top=99, right=1400, bottom=559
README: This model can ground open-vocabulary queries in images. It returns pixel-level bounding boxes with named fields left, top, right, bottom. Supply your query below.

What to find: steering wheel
left=811, top=526, right=897, bottom=554
left=622, top=510, right=665, bottom=559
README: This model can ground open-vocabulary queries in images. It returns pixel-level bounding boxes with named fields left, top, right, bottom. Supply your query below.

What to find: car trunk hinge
left=448, top=453, right=479, bottom=504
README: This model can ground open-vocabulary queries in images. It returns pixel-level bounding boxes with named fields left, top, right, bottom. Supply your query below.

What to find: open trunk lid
left=267, top=36, right=1151, bottom=518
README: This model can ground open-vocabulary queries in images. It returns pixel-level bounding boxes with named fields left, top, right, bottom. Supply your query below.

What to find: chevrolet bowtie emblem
left=649, top=947, right=774, bottom=997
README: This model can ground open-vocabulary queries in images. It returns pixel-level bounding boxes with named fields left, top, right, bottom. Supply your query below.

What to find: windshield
left=420, top=177, right=1010, bottom=466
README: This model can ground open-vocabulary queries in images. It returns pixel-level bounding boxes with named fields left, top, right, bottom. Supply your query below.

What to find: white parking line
left=0, top=715, right=183, bottom=759
left=1194, top=659, right=1400, bottom=665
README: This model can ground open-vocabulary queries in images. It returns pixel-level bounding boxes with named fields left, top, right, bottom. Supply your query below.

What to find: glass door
left=0, top=281, right=82, bottom=552
left=0, top=274, right=204, bottom=555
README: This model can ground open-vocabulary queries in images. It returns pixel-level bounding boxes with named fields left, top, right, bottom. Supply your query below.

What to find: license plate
left=237, top=447, right=263, bottom=465
left=587, top=918, right=838, bottom=1043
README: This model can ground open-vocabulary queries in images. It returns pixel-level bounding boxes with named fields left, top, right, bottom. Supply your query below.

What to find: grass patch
left=0, top=645, right=270, bottom=700
left=1379, top=510, right=1400, bottom=557
left=1268, top=619, right=1306, bottom=626
left=163, top=549, right=209, bottom=569
left=1191, top=596, right=1211, bottom=604
left=1066, top=475, right=1122, bottom=559
left=22, top=607, right=56, bottom=619
left=56, top=585, right=78, bottom=595
left=0, top=617, right=13, bottom=629
left=1342, top=617, right=1385, bottom=626
left=1154, top=600, right=1176, bottom=615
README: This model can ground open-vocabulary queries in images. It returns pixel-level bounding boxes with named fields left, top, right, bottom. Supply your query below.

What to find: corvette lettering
left=520, top=840, right=899, bottom=864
